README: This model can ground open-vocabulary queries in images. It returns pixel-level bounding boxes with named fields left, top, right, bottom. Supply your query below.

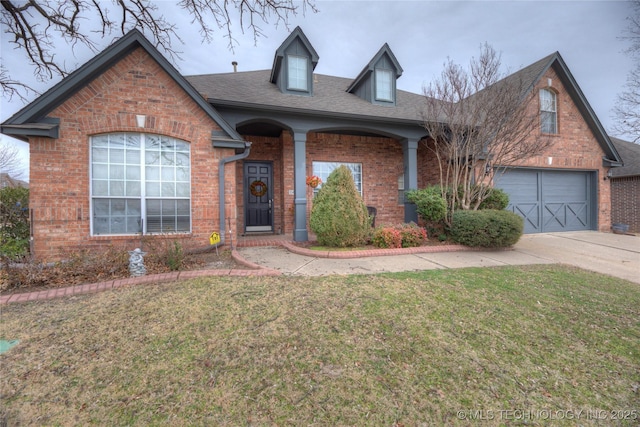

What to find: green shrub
left=310, top=165, right=371, bottom=247
left=450, top=209, right=523, bottom=248
left=372, top=223, right=427, bottom=249
left=0, top=186, right=30, bottom=259
left=405, top=186, right=447, bottom=223
left=478, top=187, right=509, bottom=210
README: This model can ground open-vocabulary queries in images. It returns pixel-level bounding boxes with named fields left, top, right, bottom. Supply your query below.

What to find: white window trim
left=287, top=54, right=309, bottom=92
left=90, top=132, right=192, bottom=236
left=375, top=68, right=394, bottom=102
left=540, top=88, right=557, bottom=134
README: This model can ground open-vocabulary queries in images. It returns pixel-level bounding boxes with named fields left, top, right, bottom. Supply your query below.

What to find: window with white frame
left=398, top=173, right=405, bottom=204
left=540, top=88, right=557, bottom=134
left=91, top=133, right=191, bottom=235
left=288, top=55, right=308, bottom=91
left=312, top=162, right=362, bottom=195
left=375, top=68, right=394, bottom=102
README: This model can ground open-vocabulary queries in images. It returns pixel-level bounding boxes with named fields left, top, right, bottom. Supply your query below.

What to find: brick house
left=1, top=28, right=623, bottom=260
left=610, top=137, right=640, bottom=233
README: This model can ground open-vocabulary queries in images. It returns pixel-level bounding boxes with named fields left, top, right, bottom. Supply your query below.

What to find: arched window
left=90, top=133, right=191, bottom=235
left=540, top=88, right=557, bottom=134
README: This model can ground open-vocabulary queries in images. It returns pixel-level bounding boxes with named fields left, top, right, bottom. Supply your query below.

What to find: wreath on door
left=249, top=180, right=268, bottom=197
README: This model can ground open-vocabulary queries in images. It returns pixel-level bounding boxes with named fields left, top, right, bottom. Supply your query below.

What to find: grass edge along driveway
left=1, top=265, right=639, bottom=426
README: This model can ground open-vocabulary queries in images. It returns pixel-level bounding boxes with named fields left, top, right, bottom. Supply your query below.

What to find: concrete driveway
left=238, top=231, right=639, bottom=283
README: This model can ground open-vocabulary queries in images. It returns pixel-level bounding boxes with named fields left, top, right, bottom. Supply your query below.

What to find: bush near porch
left=309, top=165, right=371, bottom=248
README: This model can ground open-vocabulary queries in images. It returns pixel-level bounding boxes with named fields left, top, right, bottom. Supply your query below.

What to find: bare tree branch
left=614, top=0, right=640, bottom=141
left=0, top=140, right=26, bottom=180
left=421, top=44, right=553, bottom=225
left=0, top=0, right=317, bottom=100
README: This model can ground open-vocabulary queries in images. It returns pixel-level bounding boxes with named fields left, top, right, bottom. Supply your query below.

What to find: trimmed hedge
left=405, top=186, right=447, bottom=223
left=478, top=188, right=509, bottom=210
left=450, top=209, right=523, bottom=248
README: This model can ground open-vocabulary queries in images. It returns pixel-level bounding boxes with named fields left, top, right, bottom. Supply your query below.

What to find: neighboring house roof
left=1, top=29, right=243, bottom=144
left=471, top=51, right=622, bottom=166
left=0, top=173, right=28, bottom=189
left=186, top=70, right=437, bottom=125
left=610, top=137, right=640, bottom=177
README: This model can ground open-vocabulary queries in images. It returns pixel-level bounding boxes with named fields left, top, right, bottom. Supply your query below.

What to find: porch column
left=292, top=129, right=309, bottom=241
left=403, top=138, right=419, bottom=223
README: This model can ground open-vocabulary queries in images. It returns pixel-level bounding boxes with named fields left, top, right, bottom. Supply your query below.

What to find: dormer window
left=347, top=43, right=403, bottom=106
left=270, top=27, right=319, bottom=96
left=287, top=55, right=308, bottom=91
left=375, top=68, right=394, bottom=102
left=540, top=88, right=557, bottom=134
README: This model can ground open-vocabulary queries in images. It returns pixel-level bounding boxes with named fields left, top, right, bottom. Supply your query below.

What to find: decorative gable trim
left=347, top=43, right=403, bottom=105
left=1, top=29, right=243, bottom=143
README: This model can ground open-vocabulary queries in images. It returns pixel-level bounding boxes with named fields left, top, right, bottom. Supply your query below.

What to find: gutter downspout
left=218, top=141, right=251, bottom=249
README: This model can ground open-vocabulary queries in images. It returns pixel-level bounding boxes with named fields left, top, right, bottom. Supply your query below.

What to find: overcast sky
left=0, top=0, right=636, bottom=180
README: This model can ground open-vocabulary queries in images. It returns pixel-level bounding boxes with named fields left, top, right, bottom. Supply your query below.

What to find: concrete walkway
left=238, top=231, right=640, bottom=283
left=2, top=231, right=637, bottom=305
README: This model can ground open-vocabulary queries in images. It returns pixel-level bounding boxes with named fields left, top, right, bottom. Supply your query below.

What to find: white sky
left=0, top=0, right=636, bottom=180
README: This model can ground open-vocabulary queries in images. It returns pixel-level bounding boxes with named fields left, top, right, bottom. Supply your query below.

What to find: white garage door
left=494, top=169, right=596, bottom=233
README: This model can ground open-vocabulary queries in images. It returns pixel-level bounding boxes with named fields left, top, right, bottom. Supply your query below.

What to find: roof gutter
left=215, top=139, right=251, bottom=249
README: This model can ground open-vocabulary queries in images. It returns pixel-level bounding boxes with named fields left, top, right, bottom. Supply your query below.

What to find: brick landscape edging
left=1, top=251, right=281, bottom=305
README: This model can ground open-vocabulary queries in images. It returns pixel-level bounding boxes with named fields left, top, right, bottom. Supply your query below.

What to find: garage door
left=494, top=169, right=596, bottom=233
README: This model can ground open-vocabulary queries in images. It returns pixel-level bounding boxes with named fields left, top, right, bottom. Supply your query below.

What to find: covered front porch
left=224, top=112, right=430, bottom=244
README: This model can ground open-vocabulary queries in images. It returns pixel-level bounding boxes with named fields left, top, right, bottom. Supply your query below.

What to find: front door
left=244, top=162, right=273, bottom=232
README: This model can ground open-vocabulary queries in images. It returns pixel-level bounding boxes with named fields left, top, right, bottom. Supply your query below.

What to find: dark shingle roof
left=610, top=137, right=640, bottom=177
left=185, top=70, right=439, bottom=125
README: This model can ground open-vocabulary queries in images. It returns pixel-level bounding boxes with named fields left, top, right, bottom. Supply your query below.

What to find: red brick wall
left=232, top=131, right=407, bottom=234
left=306, top=132, right=405, bottom=226
left=611, top=176, right=640, bottom=233
left=28, top=47, right=234, bottom=261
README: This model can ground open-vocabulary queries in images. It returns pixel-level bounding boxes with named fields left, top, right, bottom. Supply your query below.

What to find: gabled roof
left=610, top=137, right=639, bottom=177
left=187, top=70, right=435, bottom=125
left=475, top=51, right=622, bottom=165
left=1, top=29, right=243, bottom=143
left=269, top=26, right=319, bottom=84
left=347, top=43, right=403, bottom=94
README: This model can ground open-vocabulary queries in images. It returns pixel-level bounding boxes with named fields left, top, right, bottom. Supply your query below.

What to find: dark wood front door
left=244, top=162, right=273, bottom=232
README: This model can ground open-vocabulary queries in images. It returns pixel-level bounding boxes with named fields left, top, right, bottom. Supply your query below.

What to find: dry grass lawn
left=1, top=265, right=639, bottom=425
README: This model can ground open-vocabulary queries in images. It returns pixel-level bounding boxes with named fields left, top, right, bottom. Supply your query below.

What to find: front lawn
left=1, top=265, right=638, bottom=425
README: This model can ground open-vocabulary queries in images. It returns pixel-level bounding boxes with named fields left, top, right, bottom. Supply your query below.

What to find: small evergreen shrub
left=405, top=186, right=447, bottom=223
left=310, top=165, right=371, bottom=247
left=478, top=187, right=509, bottom=210
left=166, top=241, right=184, bottom=271
left=450, top=209, right=523, bottom=248
left=372, top=223, right=427, bottom=249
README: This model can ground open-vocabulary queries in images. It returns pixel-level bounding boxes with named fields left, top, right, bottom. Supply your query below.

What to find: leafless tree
left=0, top=140, right=26, bottom=180
left=613, top=0, right=640, bottom=142
left=421, top=44, right=553, bottom=225
left=0, top=0, right=317, bottom=101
